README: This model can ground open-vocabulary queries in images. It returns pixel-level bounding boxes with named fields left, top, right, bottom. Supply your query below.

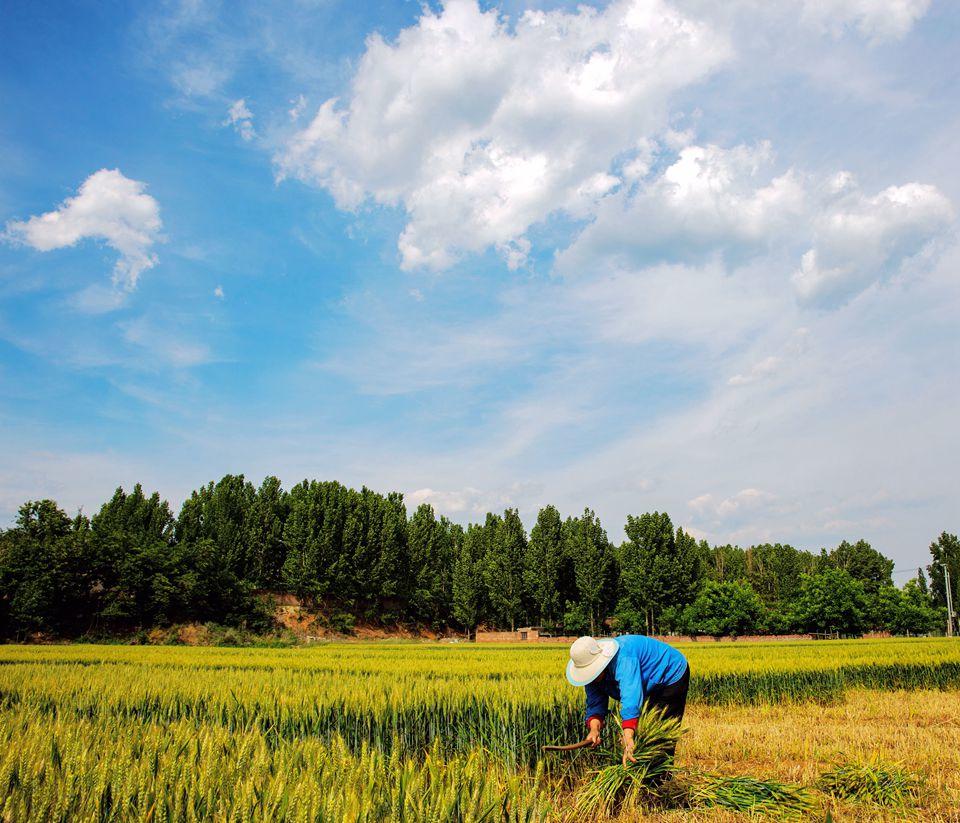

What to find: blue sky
left=1, top=0, right=958, bottom=572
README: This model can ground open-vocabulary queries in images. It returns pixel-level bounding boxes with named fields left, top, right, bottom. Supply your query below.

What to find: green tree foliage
left=176, top=475, right=258, bottom=581
left=341, top=488, right=409, bottom=617
left=620, top=512, right=702, bottom=633
left=524, top=505, right=570, bottom=627
left=282, top=480, right=352, bottom=602
left=927, top=532, right=960, bottom=621
left=0, top=501, right=93, bottom=636
left=705, top=544, right=748, bottom=583
left=894, top=578, right=942, bottom=635
left=0, top=479, right=949, bottom=640
left=281, top=481, right=410, bottom=616
left=564, top=509, right=615, bottom=635
left=794, top=568, right=870, bottom=635
left=246, top=477, right=290, bottom=590
left=683, top=580, right=764, bottom=638
left=745, top=543, right=815, bottom=606
left=823, top=539, right=894, bottom=594
left=452, top=523, right=488, bottom=636
left=91, top=485, right=179, bottom=628
left=870, top=578, right=940, bottom=636
left=484, top=510, right=526, bottom=631
left=407, top=504, right=458, bottom=626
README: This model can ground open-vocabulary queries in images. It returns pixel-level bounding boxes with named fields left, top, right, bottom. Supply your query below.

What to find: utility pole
left=946, top=567, right=956, bottom=638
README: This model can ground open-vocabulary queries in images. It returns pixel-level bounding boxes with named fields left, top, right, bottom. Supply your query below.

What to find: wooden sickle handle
left=541, top=739, right=593, bottom=752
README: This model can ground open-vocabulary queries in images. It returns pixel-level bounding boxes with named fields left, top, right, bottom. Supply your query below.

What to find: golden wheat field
left=0, top=638, right=958, bottom=822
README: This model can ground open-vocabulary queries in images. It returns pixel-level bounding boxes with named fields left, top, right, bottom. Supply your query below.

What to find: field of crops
left=1, top=638, right=958, bottom=821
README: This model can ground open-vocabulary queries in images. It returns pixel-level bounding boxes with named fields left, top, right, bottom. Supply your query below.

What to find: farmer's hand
left=586, top=717, right=603, bottom=747
left=622, top=728, right=636, bottom=767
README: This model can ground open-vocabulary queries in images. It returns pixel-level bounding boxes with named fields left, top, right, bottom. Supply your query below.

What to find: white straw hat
left=565, top=636, right=618, bottom=687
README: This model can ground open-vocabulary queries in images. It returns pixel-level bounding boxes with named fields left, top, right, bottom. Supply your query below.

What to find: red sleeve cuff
left=621, top=718, right=638, bottom=731
left=586, top=715, right=604, bottom=727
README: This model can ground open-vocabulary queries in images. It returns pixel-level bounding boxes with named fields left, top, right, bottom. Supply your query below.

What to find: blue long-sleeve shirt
left=584, top=635, right=687, bottom=729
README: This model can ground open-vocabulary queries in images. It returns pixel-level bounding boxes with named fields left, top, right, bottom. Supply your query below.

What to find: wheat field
left=1, top=638, right=958, bottom=821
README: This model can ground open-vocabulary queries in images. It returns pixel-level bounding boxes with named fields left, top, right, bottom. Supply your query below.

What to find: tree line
left=0, top=475, right=955, bottom=640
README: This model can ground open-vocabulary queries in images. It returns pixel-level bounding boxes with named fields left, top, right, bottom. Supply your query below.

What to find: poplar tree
left=485, top=510, right=526, bottom=631
left=246, top=476, right=289, bottom=590
left=452, top=523, right=487, bottom=637
left=525, top=505, right=566, bottom=626
left=565, top=508, right=615, bottom=635
left=927, top=532, right=960, bottom=617
left=620, top=513, right=702, bottom=634
left=407, top=503, right=457, bottom=626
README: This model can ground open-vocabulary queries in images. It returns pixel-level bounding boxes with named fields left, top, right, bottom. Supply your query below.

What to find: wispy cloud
left=223, top=98, right=256, bottom=141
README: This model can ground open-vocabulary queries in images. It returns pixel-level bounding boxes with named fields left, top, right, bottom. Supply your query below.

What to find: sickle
left=541, top=739, right=594, bottom=752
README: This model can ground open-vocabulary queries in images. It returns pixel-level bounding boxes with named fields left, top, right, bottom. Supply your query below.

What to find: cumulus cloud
left=278, top=0, right=731, bottom=270
left=800, top=0, right=931, bottom=43
left=557, top=141, right=805, bottom=273
left=558, top=141, right=951, bottom=304
left=4, top=169, right=161, bottom=290
left=224, top=98, right=256, bottom=141
left=793, top=176, right=954, bottom=305
left=272, top=0, right=945, bottom=285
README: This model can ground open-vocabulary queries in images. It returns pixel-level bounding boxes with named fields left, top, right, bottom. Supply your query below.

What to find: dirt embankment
left=270, top=595, right=452, bottom=642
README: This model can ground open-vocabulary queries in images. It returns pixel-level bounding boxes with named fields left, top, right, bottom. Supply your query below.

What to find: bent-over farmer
left=566, top=635, right=690, bottom=766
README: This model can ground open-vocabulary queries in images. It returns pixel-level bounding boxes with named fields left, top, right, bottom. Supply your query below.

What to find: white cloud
left=563, top=259, right=779, bottom=350
left=224, top=98, right=256, bottom=141
left=407, top=484, right=541, bottom=517
left=727, top=328, right=809, bottom=387
left=68, top=283, right=129, bottom=315
left=288, top=94, right=307, bottom=121
left=689, top=488, right=777, bottom=519
left=800, top=0, right=931, bottom=43
left=214, top=285, right=225, bottom=299
left=173, top=62, right=231, bottom=98
left=557, top=141, right=806, bottom=273
left=793, top=178, right=954, bottom=305
left=559, top=144, right=952, bottom=305
left=4, top=169, right=162, bottom=290
left=121, top=316, right=212, bottom=368
left=278, top=0, right=731, bottom=270
left=728, top=356, right=781, bottom=386
left=407, top=487, right=490, bottom=515
left=320, top=256, right=781, bottom=397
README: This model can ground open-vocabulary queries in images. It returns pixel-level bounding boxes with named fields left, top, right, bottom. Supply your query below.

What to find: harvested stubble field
left=0, top=638, right=958, bottom=821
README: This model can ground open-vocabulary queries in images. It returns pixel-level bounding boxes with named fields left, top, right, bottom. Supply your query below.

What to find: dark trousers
left=644, top=664, right=690, bottom=722
left=643, top=664, right=689, bottom=761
